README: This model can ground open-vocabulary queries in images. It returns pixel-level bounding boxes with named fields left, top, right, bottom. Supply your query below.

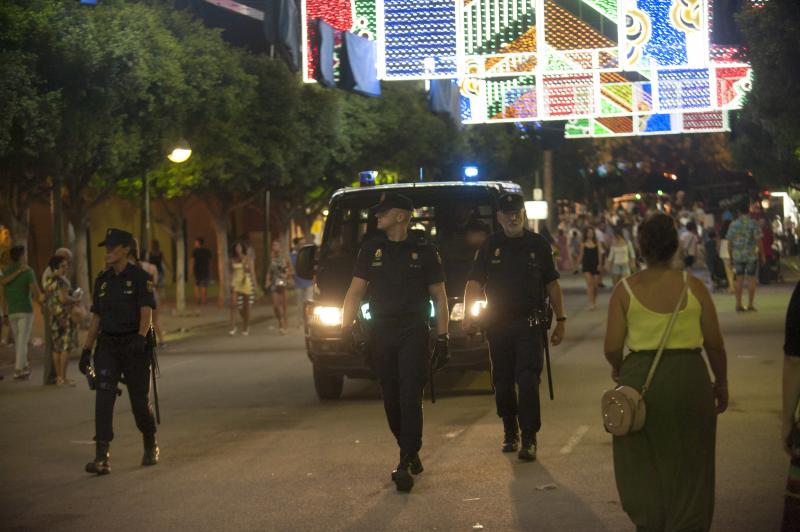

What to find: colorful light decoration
left=301, top=0, right=755, bottom=137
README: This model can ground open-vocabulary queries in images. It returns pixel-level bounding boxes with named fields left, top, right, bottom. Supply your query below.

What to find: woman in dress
left=45, top=255, right=81, bottom=386
left=577, top=227, right=601, bottom=310
left=265, top=240, right=293, bottom=334
left=604, top=212, right=728, bottom=532
left=230, top=241, right=255, bottom=336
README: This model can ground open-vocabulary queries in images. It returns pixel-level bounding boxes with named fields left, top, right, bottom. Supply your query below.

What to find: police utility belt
left=488, top=308, right=550, bottom=328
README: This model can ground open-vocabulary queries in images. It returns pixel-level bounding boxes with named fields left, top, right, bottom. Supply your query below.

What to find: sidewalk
left=0, top=297, right=286, bottom=374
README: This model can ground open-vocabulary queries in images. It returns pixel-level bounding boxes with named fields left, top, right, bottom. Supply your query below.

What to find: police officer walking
left=341, top=194, right=450, bottom=492
left=463, top=193, right=566, bottom=461
left=79, top=229, right=159, bottom=474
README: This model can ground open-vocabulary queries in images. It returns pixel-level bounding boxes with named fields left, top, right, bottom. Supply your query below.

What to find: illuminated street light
left=167, top=139, right=192, bottom=163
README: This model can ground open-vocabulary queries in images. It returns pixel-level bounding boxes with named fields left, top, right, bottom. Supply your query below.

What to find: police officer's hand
left=79, top=347, right=92, bottom=375
left=432, top=334, right=450, bottom=371
left=550, top=321, right=565, bottom=346
left=130, top=334, right=147, bottom=357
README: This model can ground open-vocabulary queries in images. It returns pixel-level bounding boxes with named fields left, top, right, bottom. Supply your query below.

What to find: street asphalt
left=0, top=278, right=794, bottom=531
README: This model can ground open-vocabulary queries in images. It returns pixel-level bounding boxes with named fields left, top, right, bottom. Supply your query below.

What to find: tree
left=734, top=0, right=800, bottom=189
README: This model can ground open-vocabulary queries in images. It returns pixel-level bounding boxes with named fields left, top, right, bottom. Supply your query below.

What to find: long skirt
left=613, top=348, right=717, bottom=532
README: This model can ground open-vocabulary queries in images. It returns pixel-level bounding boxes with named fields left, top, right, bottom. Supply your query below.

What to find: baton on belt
left=147, top=327, right=161, bottom=424
left=543, top=306, right=555, bottom=401
left=429, top=357, right=437, bottom=404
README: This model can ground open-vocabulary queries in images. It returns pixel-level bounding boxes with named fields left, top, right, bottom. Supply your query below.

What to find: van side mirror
left=295, top=244, right=317, bottom=280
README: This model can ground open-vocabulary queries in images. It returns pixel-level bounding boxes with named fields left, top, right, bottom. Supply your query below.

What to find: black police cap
left=497, top=193, right=525, bottom=213
left=98, top=228, right=134, bottom=248
left=371, top=193, right=414, bottom=214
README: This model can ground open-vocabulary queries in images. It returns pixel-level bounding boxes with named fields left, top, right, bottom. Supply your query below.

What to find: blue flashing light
left=359, top=170, right=377, bottom=187
left=463, top=166, right=479, bottom=180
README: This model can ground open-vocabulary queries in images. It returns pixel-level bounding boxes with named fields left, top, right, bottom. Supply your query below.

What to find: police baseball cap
left=371, top=193, right=414, bottom=214
left=497, top=193, right=525, bottom=213
left=98, top=228, right=134, bottom=248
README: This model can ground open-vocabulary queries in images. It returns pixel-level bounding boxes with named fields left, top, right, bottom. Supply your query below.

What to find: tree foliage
left=734, top=0, right=800, bottom=189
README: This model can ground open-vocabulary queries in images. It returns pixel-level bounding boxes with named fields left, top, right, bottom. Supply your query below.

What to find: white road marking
left=559, top=425, right=590, bottom=455
left=445, top=429, right=465, bottom=439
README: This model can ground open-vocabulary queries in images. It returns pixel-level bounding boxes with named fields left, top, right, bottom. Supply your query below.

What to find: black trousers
left=486, top=320, right=545, bottom=437
left=94, top=334, right=156, bottom=442
left=369, top=319, right=429, bottom=456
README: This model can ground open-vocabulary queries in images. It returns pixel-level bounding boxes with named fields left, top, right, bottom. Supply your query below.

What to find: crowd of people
left=549, top=197, right=797, bottom=315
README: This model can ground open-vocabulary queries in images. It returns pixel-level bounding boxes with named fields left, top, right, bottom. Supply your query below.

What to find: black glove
left=79, top=347, right=92, bottom=375
left=431, top=334, right=450, bottom=372
left=130, top=334, right=147, bottom=357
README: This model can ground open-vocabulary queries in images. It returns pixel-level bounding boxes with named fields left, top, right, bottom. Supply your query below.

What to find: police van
left=295, top=181, right=522, bottom=399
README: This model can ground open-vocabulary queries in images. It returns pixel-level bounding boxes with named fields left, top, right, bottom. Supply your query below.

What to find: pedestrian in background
left=139, top=255, right=166, bottom=347
left=606, top=227, right=635, bottom=285
left=727, top=204, right=763, bottom=311
left=604, top=212, right=728, bottom=532
left=0, top=245, right=45, bottom=380
left=44, top=255, right=81, bottom=386
left=782, top=280, right=800, bottom=530
left=718, top=221, right=735, bottom=293
left=290, top=237, right=313, bottom=329
left=680, top=221, right=700, bottom=272
left=578, top=227, right=601, bottom=310
left=266, top=240, right=292, bottom=335
left=147, top=239, right=168, bottom=300
left=230, top=241, right=255, bottom=336
left=464, top=193, right=565, bottom=462
left=190, top=237, right=212, bottom=305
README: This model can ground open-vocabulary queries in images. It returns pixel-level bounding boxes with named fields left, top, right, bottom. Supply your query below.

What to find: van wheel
left=313, top=367, right=344, bottom=400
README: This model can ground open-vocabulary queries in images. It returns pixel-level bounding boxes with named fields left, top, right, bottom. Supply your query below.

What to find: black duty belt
left=100, top=331, right=138, bottom=341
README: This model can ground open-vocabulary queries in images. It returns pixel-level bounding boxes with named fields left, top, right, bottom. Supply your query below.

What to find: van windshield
left=320, top=188, right=499, bottom=298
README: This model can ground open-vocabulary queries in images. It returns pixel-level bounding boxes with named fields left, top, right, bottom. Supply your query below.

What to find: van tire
left=313, top=367, right=344, bottom=400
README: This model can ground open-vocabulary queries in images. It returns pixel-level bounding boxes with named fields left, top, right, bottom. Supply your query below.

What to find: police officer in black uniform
left=341, top=194, right=450, bottom=492
left=79, top=228, right=159, bottom=474
left=463, top=193, right=566, bottom=461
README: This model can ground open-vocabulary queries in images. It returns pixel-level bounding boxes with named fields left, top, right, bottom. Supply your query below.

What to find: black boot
left=502, top=416, right=519, bottom=453
left=391, top=453, right=415, bottom=492
left=518, top=433, right=537, bottom=462
left=85, top=441, right=110, bottom=475
left=409, top=453, right=424, bottom=475
left=142, top=434, right=160, bottom=466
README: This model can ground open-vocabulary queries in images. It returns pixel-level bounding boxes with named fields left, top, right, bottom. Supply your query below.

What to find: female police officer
left=341, top=194, right=450, bottom=493
left=79, top=228, right=159, bottom=474
left=464, top=193, right=566, bottom=462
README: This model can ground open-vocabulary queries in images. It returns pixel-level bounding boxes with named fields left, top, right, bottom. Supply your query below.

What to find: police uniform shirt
left=468, top=230, right=559, bottom=319
left=353, top=235, right=445, bottom=319
left=90, top=262, right=156, bottom=335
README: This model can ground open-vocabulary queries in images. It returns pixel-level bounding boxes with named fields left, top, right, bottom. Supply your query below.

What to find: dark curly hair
left=637, top=213, right=678, bottom=265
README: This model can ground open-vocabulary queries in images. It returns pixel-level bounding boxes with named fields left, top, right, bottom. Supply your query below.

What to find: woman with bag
left=603, top=213, right=728, bottom=532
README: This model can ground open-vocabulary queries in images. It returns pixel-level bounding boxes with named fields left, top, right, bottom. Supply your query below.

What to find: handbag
left=601, top=274, right=689, bottom=436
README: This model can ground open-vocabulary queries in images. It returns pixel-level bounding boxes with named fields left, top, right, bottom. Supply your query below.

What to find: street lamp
left=167, top=139, right=192, bottom=163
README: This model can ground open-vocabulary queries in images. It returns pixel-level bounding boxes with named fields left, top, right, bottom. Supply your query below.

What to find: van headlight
left=311, top=306, right=343, bottom=327
left=470, top=300, right=487, bottom=317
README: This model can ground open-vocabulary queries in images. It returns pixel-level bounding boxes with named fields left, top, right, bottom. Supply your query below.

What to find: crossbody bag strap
left=641, top=272, right=689, bottom=396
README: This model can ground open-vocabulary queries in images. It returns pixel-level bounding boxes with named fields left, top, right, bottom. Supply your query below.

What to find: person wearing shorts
left=726, top=204, right=763, bottom=312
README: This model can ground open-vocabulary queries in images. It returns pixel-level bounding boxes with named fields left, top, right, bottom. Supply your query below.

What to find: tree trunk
left=210, top=211, right=230, bottom=308
left=174, top=217, right=187, bottom=314
left=5, top=206, right=31, bottom=247
left=69, top=213, right=92, bottom=308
